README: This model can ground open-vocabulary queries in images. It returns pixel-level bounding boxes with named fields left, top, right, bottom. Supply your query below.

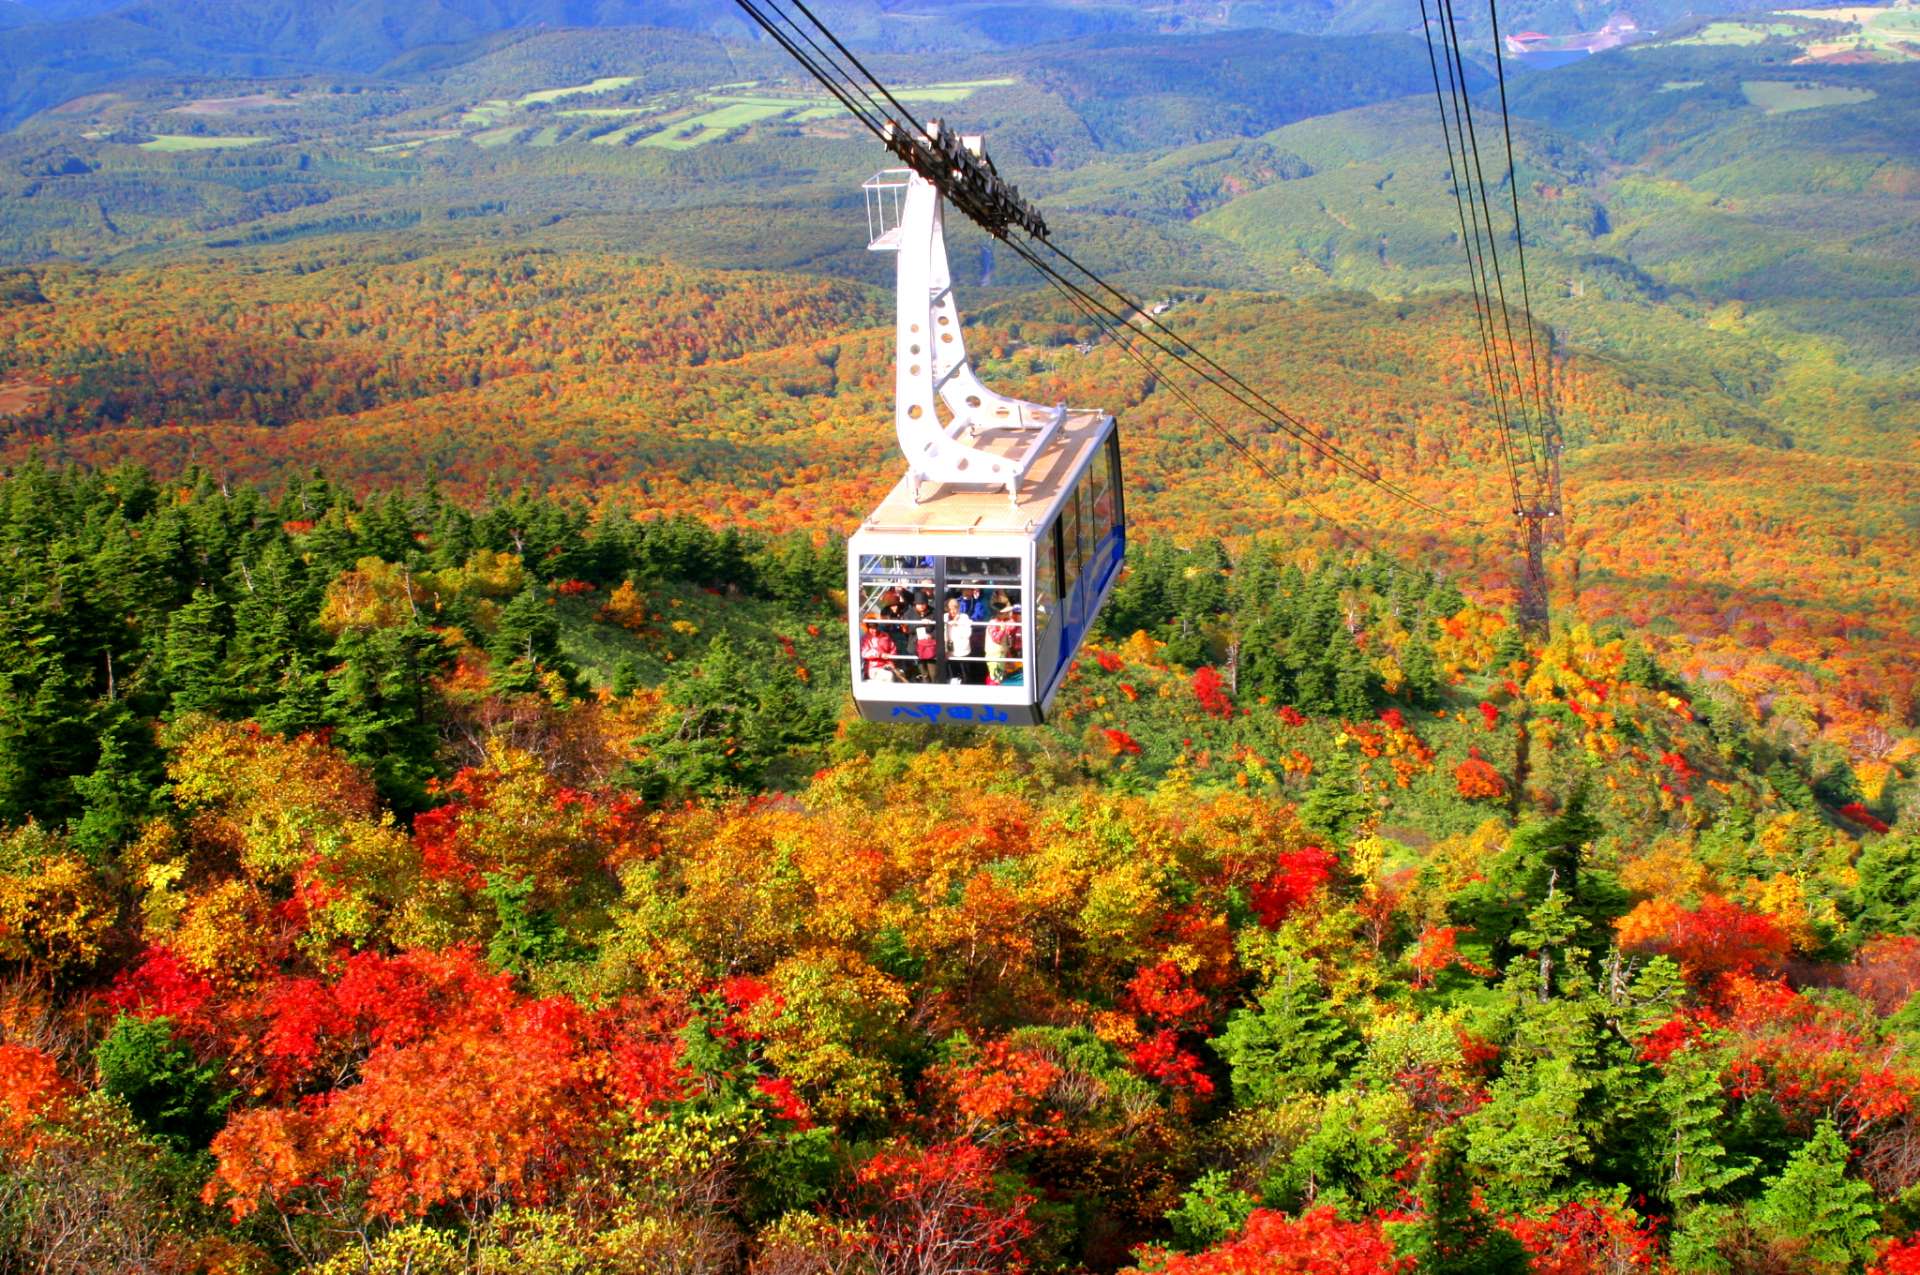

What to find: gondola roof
left=859, top=406, right=1112, bottom=538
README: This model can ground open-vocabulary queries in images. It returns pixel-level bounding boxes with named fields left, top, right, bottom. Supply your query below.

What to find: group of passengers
left=861, top=586, right=1023, bottom=685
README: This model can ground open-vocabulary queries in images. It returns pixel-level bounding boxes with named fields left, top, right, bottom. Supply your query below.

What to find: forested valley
left=1, top=0, right=1918, bottom=1268
left=0, top=462, right=1913, bottom=1272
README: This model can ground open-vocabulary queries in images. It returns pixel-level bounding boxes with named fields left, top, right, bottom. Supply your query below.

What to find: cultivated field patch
left=1741, top=79, right=1879, bottom=112
left=139, top=134, right=270, bottom=151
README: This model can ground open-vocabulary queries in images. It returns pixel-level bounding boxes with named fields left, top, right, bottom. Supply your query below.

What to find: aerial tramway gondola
left=846, top=147, right=1125, bottom=726
left=720, top=0, right=1495, bottom=724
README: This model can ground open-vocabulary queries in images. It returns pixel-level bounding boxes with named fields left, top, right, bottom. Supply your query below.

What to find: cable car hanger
left=863, top=146, right=1069, bottom=510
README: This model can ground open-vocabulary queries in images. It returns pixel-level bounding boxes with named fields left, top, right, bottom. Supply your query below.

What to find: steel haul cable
left=1484, top=0, right=1552, bottom=436
left=1435, top=0, right=1550, bottom=490
left=729, top=0, right=1476, bottom=534
left=1419, top=0, right=1526, bottom=506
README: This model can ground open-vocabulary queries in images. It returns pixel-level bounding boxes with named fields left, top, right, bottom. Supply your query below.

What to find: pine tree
left=227, top=541, right=317, bottom=710
left=1332, top=635, right=1379, bottom=719
left=326, top=624, right=453, bottom=809
left=1655, top=1041, right=1751, bottom=1219
left=1298, top=740, right=1371, bottom=843
left=1428, top=575, right=1466, bottom=619
left=1408, top=1125, right=1532, bottom=1274
left=1210, top=955, right=1354, bottom=1103
left=1402, top=625, right=1443, bottom=708
left=1492, top=621, right=1529, bottom=673
left=611, top=656, right=643, bottom=700
left=488, top=585, right=572, bottom=695
left=68, top=704, right=164, bottom=860
left=162, top=586, right=229, bottom=716
left=429, top=502, right=476, bottom=571
left=1293, top=656, right=1335, bottom=715
left=360, top=492, right=418, bottom=564
left=305, top=499, right=361, bottom=576
left=261, top=651, right=330, bottom=738
left=635, top=635, right=833, bottom=798
left=1750, top=1119, right=1878, bottom=1270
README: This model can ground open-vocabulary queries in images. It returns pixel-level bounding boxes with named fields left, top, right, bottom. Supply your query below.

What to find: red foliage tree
left=1405, top=925, right=1493, bottom=989
left=1130, top=1207, right=1411, bottom=1274
left=1453, top=754, right=1506, bottom=801
left=207, top=948, right=687, bottom=1221
left=0, top=1043, right=76, bottom=1155
left=851, top=1140, right=1035, bottom=1275
left=928, top=1040, right=1063, bottom=1146
left=1191, top=667, right=1233, bottom=718
left=1843, top=803, right=1893, bottom=835
left=1618, top=896, right=1792, bottom=984
left=1848, top=937, right=1920, bottom=1014
left=1505, top=1199, right=1662, bottom=1274
left=1250, top=847, right=1338, bottom=929
left=1129, top=1029, right=1214, bottom=1097
left=1872, top=1236, right=1920, bottom=1275
left=1123, top=962, right=1209, bottom=1028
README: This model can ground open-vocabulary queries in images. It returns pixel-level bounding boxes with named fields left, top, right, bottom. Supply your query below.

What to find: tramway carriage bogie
left=847, top=140, right=1125, bottom=726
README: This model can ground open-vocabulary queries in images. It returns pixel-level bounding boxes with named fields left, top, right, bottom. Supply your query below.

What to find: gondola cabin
left=848, top=144, right=1126, bottom=725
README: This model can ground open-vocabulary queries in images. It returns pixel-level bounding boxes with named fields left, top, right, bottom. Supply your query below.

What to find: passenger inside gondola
left=909, top=596, right=939, bottom=681
left=860, top=622, right=897, bottom=682
left=856, top=554, right=1023, bottom=685
left=986, top=601, right=1021, bottom=685
left=944, top=596, right=972, bottom=684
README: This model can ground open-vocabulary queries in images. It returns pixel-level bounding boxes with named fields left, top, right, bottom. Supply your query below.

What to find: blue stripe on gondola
left=1042, top=526, right=1126, bottom=708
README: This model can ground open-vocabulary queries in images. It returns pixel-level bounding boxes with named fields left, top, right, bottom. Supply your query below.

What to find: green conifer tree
left=161, top=586, right=229, bottom=716
left=488, top=585, right=573, bottom=695
left=1750, top=1119, right=1878, bottom=1270
left=1408, top=1125, right=1533, bottom=1274
left=1402, top=625, right=1443, bottom=708
left=1209, top=955, right=1354, bottom=1103
left=1298, top=740, right=1372, bottom=843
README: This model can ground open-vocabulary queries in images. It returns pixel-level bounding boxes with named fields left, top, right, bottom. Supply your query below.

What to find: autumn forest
left=2, top=0, right=1920, bottom=1270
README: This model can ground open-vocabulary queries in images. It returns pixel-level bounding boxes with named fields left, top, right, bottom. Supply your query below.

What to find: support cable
left=1485, top=0, right=1551, bottom=434
left=1006, top=236, right=1410, bottom=567
left=736, top=0, right=1474, bottom=531
left=1436, top=0, right=1549, bottom=489
left=1418, top=0, right=1524, bottom=509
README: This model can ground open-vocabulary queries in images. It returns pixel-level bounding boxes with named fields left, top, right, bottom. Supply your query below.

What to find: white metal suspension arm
left=868, top=166, right=1060, bottom=505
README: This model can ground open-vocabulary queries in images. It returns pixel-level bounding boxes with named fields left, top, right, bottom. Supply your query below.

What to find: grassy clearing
left=0, top=382, right=48, bottom=416
left=1741, top=79, right=1878, bottom=111
left=172, top=94, right=297, bottom=115
left=1672, top=21, right=1795, bottom=44
left=589, top=123, right=653, bottom=146
left=636, top=124, right=714, bottom=150
left=517, top=76, right=637, bottom=106
left=1780, top=5, right=1890, bottom=21
left=1660, top=79, right=1707, bottom=90
left=460, top=99, right=512, bottom=126
left=470, top=125, right=521, bottom=148
left=634, top=97, right=805, bottom=147
left=552, top=585, right=803, bottom=689
left=1776, top=5, right=1920, bottom=58
left=556, top=108, right=652, bottom=118
left=138, top=134, right=269, bottom=151
left=891, top=77, right=1016, bottom=102
left=700, top=94, right=812, bottom=108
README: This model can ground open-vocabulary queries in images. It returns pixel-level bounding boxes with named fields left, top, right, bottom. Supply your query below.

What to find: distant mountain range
left=0, top=0, right=1778, bottom=131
